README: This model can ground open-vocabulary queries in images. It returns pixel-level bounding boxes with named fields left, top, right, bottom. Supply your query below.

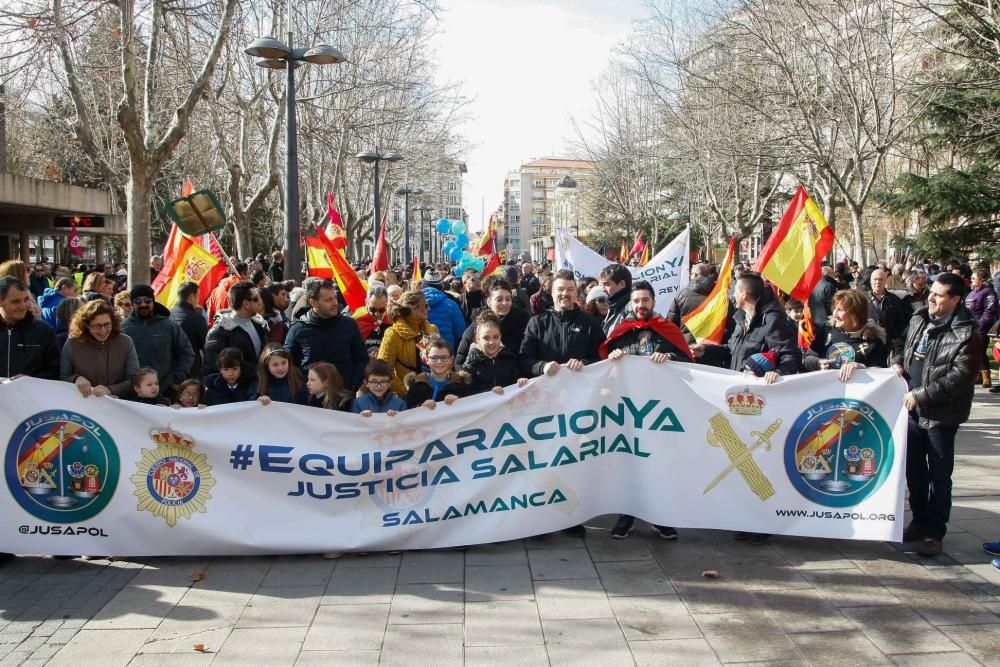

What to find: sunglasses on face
left=133, top=297, right=154, bottom=305
left=592, top=297, right=607, bottom=304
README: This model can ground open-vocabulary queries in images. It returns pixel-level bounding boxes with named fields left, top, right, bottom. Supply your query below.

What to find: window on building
left=448, top=181, right=457, bottom=191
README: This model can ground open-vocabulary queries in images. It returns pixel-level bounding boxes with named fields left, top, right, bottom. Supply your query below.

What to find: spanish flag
left=483, top=253, right=501, bottom=278
left=324, top=192, right=348, bottom=250
left=475, top=218, right=496, bottom=257
left=619, top=239, right=628, bottom=264
left=412, top=255, right=422, bottom=282
left=682, top=237, right=735, bottom=344
left=756, top=186, right=834, bottom=300
left=639, top=243, right=651, bottom=266
left=798, top=304, right=816, bottom=349
left=306, top=234, right=368, bottom=313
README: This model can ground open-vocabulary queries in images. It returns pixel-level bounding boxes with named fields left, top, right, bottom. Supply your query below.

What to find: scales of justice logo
left=784, top=399, right=893, bottom=507
left=5, top=411, right=120, bottom=523
left=131, top=427, right=215, bottom=526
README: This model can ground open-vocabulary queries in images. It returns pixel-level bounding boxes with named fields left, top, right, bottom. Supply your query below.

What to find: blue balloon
left=447, top=246, right=464, bottom=261
left=454, top=234, right=469, bottom=249
left=454, top=266, right=464, bottom=277
left=472, top=257, right=486, bottom=271
left=442, top=241, right=455, bottom=254
left=451, top=220, right=467, bottom=236
left=436, top=218, right=451, bottom=234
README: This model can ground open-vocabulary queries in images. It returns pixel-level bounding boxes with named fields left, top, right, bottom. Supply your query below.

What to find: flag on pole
left=619, top=239, right=628, bottom=264
left=412, top=255, right=422, bottom=282
left=323, top=192, right=348, bottom=250
left=307, top=229, right=369, bottom=313
left=306, top=235, right=335, bottom=279
left=639, top=243, right=651, bottom=266
left=629, top=232, right=646, bottom=259
left=153, top=242, right=223, bottom=309
left=371, top=217, right=389, bottom=273
left=67, top=223, right=83, bottom=258
left=798, top=304, right=816, bottom=350
left=483, top=253, right=501, bottom=278
left=475, top=218, right=496, bottom=257
left=182, top=177, right=195, bottom=197
left=755, top=186, right=835, bottom=301
left=682, top=237, right=735, bottom=344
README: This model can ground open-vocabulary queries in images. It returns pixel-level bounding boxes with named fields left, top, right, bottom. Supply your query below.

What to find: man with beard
left=601, top=280, right=694, bottom=541
left=122, top=284, right=194, bottom=396
left=354, top=285, right=392, bottom=359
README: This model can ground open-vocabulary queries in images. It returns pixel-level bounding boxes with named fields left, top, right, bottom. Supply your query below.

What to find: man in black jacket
left=284, top=279, right=368, bottom=390
left=170, top=281, right=209, bottom=379
left=519, top=269, right=605, bottom=538
left=893, top=272, right=981, bottom=557
left=0, top=277, right=60, bottom=380
left=869, top=268, right=912, bottom=358
left=808, top=265, right=840, bottom=328
left=599, top=263, right=632, bottom=335
left=122, top=284, right=195, bottom=394
left=520, top=262, right=541, bottom=297
left=204, top=281, right=269, bottom=376
left=667, top=263, right=714, bottom=342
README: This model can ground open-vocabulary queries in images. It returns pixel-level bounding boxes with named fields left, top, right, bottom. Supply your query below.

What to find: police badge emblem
left=130, top=428, right=215, bottom=527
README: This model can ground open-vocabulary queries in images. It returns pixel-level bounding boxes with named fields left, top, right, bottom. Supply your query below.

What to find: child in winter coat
left=460, top=311, right=529, bottom=395
left=256, top=345, right=308, bottom=405
left=129, top=367, right=171, bottom=406
left=305, top=362, right=353, bottom=411
left=352, top=359, right=407, bottom=416
left=202, top=348, right=257, bottom=406
left=403, top=338, right=473, bottom=409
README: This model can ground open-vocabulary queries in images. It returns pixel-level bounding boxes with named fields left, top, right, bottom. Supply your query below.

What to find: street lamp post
left=357, top=150, right=404, bottom=255
left=395, top=186, right=423, bottom=264
left=413, top=205, right=432, bottom=263
left=245, top=23, right=345, bottom=282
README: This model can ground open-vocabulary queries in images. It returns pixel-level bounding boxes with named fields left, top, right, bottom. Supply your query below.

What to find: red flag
left=483, top=253, right=501, bottom=277
left=412, top=255, right=422, bottom=282
left=371, top=216, right=389, bottom=273
left=68, top=224, right=83, bottom=257
left=628, top=232, right=646, bottom=258
left=475, top=218, right=496, bottom=257
left=324, top=192, right=348, bottom=250
left=182, top=177, right=195, bottom=197
left=619, top=239, right=628, bottom=264
left=798, top=304, right=816, bottom=349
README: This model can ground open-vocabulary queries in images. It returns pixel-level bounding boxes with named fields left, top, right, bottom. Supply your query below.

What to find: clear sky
left=430, top=0, right=650, bottom=232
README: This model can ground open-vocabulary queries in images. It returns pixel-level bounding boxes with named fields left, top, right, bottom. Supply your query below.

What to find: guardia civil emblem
left=131, top=428, right=215, bottom=526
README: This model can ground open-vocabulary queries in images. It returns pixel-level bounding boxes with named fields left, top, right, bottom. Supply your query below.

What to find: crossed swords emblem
left=704, top=413, right=782, bottom=501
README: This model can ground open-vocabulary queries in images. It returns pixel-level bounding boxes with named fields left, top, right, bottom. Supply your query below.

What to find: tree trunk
left=233, top=215, right=253, bottom=259
left=849, top=205, right=865, bottom=265
left=126, top=165, right=154, bottom=287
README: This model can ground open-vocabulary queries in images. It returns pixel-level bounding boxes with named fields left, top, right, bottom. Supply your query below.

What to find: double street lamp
left=245, top=24, right=346, bottom=281
left=395, top=185, right=424, bottom=264
left=357, top=149, right=404, bottom=253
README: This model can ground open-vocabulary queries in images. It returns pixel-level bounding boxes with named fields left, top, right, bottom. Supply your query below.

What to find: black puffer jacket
left=519, top=307, right=605, bottom=377
left=284, top=309, right=368, bottom=389
left=455, top=307, right=530, bottom=366
left=804, top=319, right=888, bottom=371
left=808, top=275, right=840, bottom=327
left=667, top=276, right=713, bottom=325
left=170, top=301, right=209, bottom=378
left=893, top=305, right=981, bottom=428
left=461, top=344, right=522, bottom=394
left=868, top=290, right=912, bottom=359
left=204, top=311, right=270, bottom=378
left=1, top=312, right=60, bottom=379
left=726, top=291, right=801, bottom=376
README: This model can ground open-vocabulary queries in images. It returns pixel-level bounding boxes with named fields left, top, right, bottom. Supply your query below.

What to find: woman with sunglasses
left=582, top=286, right=610, bottom=327
left=61, top=300, right=139, bottom=397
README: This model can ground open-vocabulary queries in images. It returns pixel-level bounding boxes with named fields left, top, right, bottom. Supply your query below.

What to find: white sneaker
left=323, top=551, right=343, bottom=559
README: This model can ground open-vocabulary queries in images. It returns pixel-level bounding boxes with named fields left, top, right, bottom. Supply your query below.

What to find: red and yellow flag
left=483, top=253, right=501, bottom=278
left=619, top=239, right=628, bottom=264
left=682, top=237, right=735, bottom=344
left=412, top=255, right=422, bottom=282
left=306, top=234, right=368, bottom=313
left=755, top=186, right=834, bottom=301
left=324, top=192, right=348, bottom=250
left=475, top=218, right=496, bottom=257
left=639, top=243, right=651, bottom=266
left=798, top=304, right=816, bottom=349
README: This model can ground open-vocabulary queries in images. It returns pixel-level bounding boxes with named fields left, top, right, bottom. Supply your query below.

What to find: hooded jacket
left=454, top=306, right=530, bottom=367
left=60, top=333, right=139, bottom=397
left=726, top=291, right=801, bottom=376
left=205, top=310, right=270, bottom=377
left=377, top=318, right=440, bottom=397
left=122, top=303, right=195, bottom=388
left=965, top=284, right=998, bottom=336
left=519, top=307, right=605, bottom=377
left=603, top=288, right=631, bottom=336
left=37, top=287, right=66, bottom=328
left=422, top=287, right=467, bottom=351
left=1, top=311, right=60, bottom=379
left=284, top=309, right=368, bottom=389
left=803, top=318, right=888, bottom=371
left=461, top=344, right=522, bottom=394
left=403, top=370, right=472, bottom=408
left=170, top=300, right=209, bottom=378
left=893, top=304, right=981, bottom=428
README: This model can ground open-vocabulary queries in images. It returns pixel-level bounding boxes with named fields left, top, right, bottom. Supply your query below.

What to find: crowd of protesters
left=1, top=249, right=999, bottom=562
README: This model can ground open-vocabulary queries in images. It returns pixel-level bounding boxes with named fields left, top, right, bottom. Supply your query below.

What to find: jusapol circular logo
left=784, top=399, right=893, bottom=508
left=5, top=411, right=120, bottom=523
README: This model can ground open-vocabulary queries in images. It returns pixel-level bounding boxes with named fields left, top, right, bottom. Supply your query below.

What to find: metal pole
left=283, top=3, right=300, bottom=281
left=419, top=210, right=425, bottom=264
left=372, top=158, right=381, bottom=258
left=403, top=192, right=411, bottom=264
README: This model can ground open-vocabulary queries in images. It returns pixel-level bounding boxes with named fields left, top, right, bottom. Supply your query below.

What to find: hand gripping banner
left=0, top=359, right=907, bottom=556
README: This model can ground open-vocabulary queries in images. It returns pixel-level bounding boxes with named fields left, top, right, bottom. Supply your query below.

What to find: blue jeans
left=905, top=416, right=958, bottom=540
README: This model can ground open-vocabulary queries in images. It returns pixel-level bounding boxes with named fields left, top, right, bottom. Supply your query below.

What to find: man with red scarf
left=601, top=280, right=693, bottom=541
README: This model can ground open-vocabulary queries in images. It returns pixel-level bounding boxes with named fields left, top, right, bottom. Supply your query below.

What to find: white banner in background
left=0, top=360, right=907, bottom=556
left=554, top=227, right=691, bottom=311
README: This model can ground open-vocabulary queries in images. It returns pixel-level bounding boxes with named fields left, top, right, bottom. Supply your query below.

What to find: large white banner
left=0, top=360, right=906, bottom=556
left=554, top=227, right=690, bottom=310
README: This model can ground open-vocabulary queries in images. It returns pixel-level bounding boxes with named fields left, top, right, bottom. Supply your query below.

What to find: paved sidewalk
left=3, top=390, right=1000, bottom=666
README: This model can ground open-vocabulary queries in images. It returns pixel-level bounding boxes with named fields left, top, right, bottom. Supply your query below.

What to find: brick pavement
left=1, top=390, right=999, bottom=665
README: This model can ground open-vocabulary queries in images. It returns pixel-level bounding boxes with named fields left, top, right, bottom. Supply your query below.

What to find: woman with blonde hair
left=377, top=290, right=439, bottom=396
left=803, top=289, right=889, bottom=381
left=61, top=300, right=139, bottom=397
left=81, top=272, right=112, bottom=303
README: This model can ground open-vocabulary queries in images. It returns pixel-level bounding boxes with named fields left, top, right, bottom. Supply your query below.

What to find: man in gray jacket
left=122, top=284, right=194, bottom=395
